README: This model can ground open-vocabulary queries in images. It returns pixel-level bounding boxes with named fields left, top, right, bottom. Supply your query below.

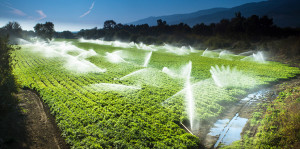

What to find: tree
left=54, top=31, right=75, bottom=39
left=230, top=12, right=246, bottom=33
left=103, top=20, right=116, bottom=29
left=34, top=22, right=55, bottom=40
left=157, top=19, right=167, bottom=27
left=0, top=22, right=23, bottom=44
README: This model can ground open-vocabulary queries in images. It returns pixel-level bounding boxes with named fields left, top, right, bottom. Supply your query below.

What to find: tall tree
left=0, top=22, right=23, bottom=44
left=103, top=20, right=116, bottom=29
left=34, top=22, right=55, bottom=40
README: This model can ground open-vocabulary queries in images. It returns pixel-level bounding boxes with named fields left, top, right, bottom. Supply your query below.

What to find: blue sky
left=0, top=0, right=265, bottom=31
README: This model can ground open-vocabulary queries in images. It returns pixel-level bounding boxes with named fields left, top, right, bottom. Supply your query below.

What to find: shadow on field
left=0, top=92, right=30, bottom=149
left=0, top=89, right=69, bottom=149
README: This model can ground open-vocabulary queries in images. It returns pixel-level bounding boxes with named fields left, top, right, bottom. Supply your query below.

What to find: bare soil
left=0, top=89, right=69, bottom=149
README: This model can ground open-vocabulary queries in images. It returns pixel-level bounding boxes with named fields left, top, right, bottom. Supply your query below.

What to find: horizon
left=0, top=0, right=266, bottom=31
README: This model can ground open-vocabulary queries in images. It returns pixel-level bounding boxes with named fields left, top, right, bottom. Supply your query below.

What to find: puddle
left=203, top=89, right=270, bottom=148
left=209, top=113, right=248, bottom=148
left=208, top=119, right=230, bottom=136
left=241, top=89, right=269, bottom=102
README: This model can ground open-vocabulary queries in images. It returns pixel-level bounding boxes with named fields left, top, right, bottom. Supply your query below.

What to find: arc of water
left=185, top=61, right=194, bottom=130
left=143, top=51, right=152, bottom=67
left=202, top=48, right=208, bottom=56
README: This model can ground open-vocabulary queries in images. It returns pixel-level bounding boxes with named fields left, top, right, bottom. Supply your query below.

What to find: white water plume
left=238, top=50, right=254, bottom=56
left=17, top=38, right=31, bottom=45
left=135, top=43, right=157, bottom=51
left=120, top=69, right=148, bottom=80
left=112, top=41, right=135, bottom=48
left=143, top=51, right=152, bottom=67
left=201, top=48, right=208, bottom=56
left=218, top=50, right=233, bottom=60
left=105, top=51, right=127, bottom=63
left=79, top=38, right=112, bottom=46
left=189, top=46, right=198, bottom=53
left=64, top=56, right=106, bottom=73
left=79, top=38, right=202, bottom=55
left=79, top=38, right=136, bottom=48
left=25, top=40, right=85, bottom=57
left=163, top=61, right=196, bottom=130
left=201, top=48, right=217, bottom=58
left=23, top=40, right=105, bottom=73
left=161, top=44, right=189, bottom=55
left=162, top=78, right=235, bottom=132
left=210, top=65, right=256, bottom=88
left=241, top=51, right=266, bottom=63
left=76, top=49, right=97, bottom=60
left=253, top=51, right=265, bottom=63
left=184, top=61, right=195, bottom=130
left=162, top=67, right=179, bottom=78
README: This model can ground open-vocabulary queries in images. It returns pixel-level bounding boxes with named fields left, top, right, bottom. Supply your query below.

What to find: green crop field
left=13, top=39, right=300, bottom=148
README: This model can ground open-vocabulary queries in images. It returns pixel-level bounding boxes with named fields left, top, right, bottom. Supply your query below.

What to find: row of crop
left=14, top=41, right=300, bottom=148
left=13, top=49, right=201, bottom=148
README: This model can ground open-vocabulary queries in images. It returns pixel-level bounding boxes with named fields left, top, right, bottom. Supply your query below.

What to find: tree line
left=1, top=12, right=299, bottom=56
left=77, top=12, right=299, bottom=45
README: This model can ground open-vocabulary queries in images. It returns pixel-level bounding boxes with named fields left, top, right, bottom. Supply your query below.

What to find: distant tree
left=103, top=20, right=116, bottom=29
left=259, top=15, right=274, bottom=35
left=61, top=31, right=75, bottom=39
left=245, top=15, right=260, bottom=36
left=34, top=22, right=55, bottom=40
left=157, top=19, right=167, bottom=26
left=230, top=12, right=246, bottom=33
left=115, top=23, right=124, bottom=30
left=54, top=31, right=75, bottom=39
left=116, top=30, right=130, bottom=40
left=215, top=19, right=230, bottom=35
left=193, top=23, right=212, bottom=36
left=0, top=22, right=23, bottom=42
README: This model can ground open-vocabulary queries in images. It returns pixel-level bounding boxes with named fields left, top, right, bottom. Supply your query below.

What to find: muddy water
left=200, top=89, right=270, bottom=148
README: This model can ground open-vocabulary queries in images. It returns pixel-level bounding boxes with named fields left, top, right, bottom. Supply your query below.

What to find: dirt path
left=0, top=89, right=69, bottom=149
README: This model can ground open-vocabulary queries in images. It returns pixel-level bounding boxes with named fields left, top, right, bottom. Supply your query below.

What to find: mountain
left=129, top=0, right=300, bottom=28
left=129, top=8, right=229, bottom=26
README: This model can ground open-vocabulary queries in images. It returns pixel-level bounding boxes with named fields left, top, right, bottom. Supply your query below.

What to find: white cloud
left=36, top=10, right=47, bottom=20
left=6, top=6, right=26, bottom=16
left=89, top=2, right=95, bottom=10
left=80, top=1, right=95, bottom=18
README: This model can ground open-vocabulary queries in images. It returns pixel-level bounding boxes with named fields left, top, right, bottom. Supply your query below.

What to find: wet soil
left=0, top=89, right=69, bottom=149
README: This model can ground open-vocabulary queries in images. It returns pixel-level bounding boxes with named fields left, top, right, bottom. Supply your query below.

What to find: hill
left=129, top=0, right=300, bottom=28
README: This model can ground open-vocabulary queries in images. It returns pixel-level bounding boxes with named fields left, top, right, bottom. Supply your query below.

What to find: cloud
left=6, top=6, right=26, bottom=16
left=1, top=3, right=47, bottom=21
left=36, top=10, right=47, bottom=20
left=80, top=1, right=95, bottom=18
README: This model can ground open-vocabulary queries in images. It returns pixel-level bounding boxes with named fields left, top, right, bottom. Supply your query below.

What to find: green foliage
left=0, top=21, right=23, bottom=44
left=0, top=36, right=18, bottom=95
left=0, top=36, right=18, bottom=113
left=12, top=40, right=300, bottom=148
left=34, top=22, right=55, bottom=40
